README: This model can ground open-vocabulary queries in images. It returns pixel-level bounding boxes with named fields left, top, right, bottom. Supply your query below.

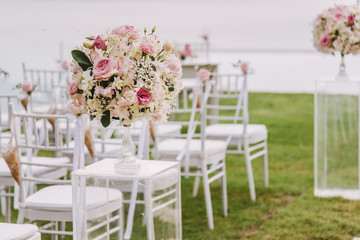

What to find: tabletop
left=72, top=158, right=179, bottom=179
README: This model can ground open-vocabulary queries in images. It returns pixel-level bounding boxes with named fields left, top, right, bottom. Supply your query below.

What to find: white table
left=72, top=158, right=182, bottom=240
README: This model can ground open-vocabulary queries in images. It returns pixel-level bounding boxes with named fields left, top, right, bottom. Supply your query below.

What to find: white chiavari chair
left=205, top=73, right=269, bottom=201
left=155, top=82, right=228, bottom=230
left=0, top=222, right=41, bottom=239
left=22, top=63, right=68, bottom=114
left=10, top=106, right=123, bottom=239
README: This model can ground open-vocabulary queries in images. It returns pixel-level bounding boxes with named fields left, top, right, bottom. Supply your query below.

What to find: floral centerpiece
left=312, top=4, right=360, bottom=79
left=68, top=25, right=183, bottom=172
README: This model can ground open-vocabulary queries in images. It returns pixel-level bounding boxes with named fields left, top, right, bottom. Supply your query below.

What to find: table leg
left=124, top=179, right=139, bottom=240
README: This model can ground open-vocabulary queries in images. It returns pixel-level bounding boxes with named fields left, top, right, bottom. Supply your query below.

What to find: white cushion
left=157, top=138, right=227, bottom=156
left=156, top=124, right=182, bottom=137
left=0, top=223, right=38, bottom=240
left=0, top=156, right=70, bottom=177
left=25, top=185, right=122, bottom=212
left=206, top=124, right=267, bottom=144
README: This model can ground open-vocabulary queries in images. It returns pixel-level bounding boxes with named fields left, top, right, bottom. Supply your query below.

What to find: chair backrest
left=22, top=63, right=68, bottom=113
left=0, top=95, right=19, bottom=131
left=91, top=119, right=150, bottom=161
left=175, top=41, right=209, bottom=60
left=206, top=73, right=249, bottom=130
left=156, top=81, right=213, bottom=174
left=10, top=104, right=84, bottom=190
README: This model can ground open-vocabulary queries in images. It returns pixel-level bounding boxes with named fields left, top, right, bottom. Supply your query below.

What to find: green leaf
left=100, top=110, right=111, bottom=127
left=71, top=50, right=93, bottom=71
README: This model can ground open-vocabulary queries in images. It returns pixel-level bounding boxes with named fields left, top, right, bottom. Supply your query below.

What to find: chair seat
left=114, top=122, right=181, bottom=139
left=24, top=185, right=122, bottom=212
left=0, top=156, right=70, bottom=177
left=157, top=138, right=227, bottom=157
left=0, top=223, right=39, bottom=240
left=206, top=124, right=267, bottom=144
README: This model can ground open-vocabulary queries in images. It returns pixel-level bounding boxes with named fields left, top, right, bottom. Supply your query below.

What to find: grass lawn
left=3, top=93, right=360, bottom=239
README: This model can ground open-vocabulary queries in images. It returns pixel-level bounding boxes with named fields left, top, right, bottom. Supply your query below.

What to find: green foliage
left=71, top=50, right=93, bottom=71
left=100, top=110, right=111, bottom=127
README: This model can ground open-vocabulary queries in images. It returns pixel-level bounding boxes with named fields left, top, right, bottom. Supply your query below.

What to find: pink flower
left=163, top=41, right=174, bottom=52
left=140, top=43, right=155, bottom=55
left=137, top=88, right=152, bottom=105
left=164, top=56, right=182, bottom=77
left=320, top=35, right=331, bottom=47
left=112, top=25, right=139, bottom=40
left=93, top=35, right=106, bottom=50
left=68, top=99, right=81, bottom=115
left=348, top=15, right=355, bottom=25
left=241, top=62, right=249, bottom=74
left=93, top=58, right=118, bottom=81
left=61, top=60, right=68, bottom=70
left=68, top=82, right=78, bottom=95
left=181, top=44, right=192, bottom=57
left=21, top=80, right=33, bottom=94
left=198, top=69, right=211, bottom=82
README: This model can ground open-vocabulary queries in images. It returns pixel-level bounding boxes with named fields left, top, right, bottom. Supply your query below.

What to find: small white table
left=72, top=158, right=182, bottom=240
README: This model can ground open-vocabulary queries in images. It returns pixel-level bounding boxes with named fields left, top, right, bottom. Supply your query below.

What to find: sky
left=1, top=0, right=360, bottom=92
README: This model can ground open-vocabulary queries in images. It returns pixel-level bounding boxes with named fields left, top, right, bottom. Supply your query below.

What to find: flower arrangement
left=313, top=4, right=360, bottom=56
left=68, top=25, right=183, bottom=127
left=177, top=44, right=193, bottom=60
left=233, top=60, right=250, bottom=74
left=198, top=69, right=211, bottom=82
left=0, top=68, right=9, bottom=81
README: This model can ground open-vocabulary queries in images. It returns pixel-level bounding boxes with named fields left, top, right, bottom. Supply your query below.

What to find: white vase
left=114, top=126, right=141, bottom=174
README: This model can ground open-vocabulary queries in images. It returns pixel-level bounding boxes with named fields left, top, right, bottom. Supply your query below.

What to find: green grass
left=3, top=93, right=360, bottom=239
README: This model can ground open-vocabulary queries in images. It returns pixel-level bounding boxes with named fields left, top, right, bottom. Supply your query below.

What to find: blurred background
left=1, top=0, right=360, bottom=93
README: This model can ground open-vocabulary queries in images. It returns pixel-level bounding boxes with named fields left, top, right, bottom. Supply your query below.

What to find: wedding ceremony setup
left=2, top=0, right=360, bottom=239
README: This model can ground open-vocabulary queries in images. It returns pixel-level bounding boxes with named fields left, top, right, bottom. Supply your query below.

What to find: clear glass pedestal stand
left=315, top=78, right=360, bottom=199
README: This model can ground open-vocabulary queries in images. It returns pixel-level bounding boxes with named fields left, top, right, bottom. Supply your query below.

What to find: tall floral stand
left=314, top=78, right=360, bottom=199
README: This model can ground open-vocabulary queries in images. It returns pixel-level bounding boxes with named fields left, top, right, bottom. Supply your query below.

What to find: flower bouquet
left=68, top=25, right=183, bottom=173
left=313, top=4, right=360, bottom=79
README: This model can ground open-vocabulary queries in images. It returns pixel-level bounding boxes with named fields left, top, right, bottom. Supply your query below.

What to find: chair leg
left=192, top=171, right=201, bottom=197
left=222, top=160, right=228, bottom=217
left=60, top=221, right=66, bottom=240
left=245, top=144, right=256, bottom=201
left=263, top=140, right=269, bottom=187
left=5, top=194, right=11, bottom=223
left=0, top=187, right=6, bottom=216
left=17, top=209, right=24, bottom=224
left=202, top=164, right=214, bottom=230
left=118, top=207, right=124, bottom=240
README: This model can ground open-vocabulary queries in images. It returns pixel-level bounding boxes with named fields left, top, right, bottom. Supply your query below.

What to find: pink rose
left=21, top=81, right=33, bottom=94
left=181, top=44, right=192, bottom=57
left=61, top=60, right=68, bottom=70
left=241, top=62, right=249, bottom=74
left=93, top=58, right=118, bottom=81
left=68, top=99, right=81, bottom=115
left=348, top=15, right=355, bottom=25
left=320, top=35, right=331, bottom=47
left=198, top=69, right=211, bottom=82
left=137, top=88, right=152, bottom=105
left=93, top=35, right=106, bottom=50
left=164, top=56, right=182, bottom=77
left=68, top=82, right=78, bottom=95
left=112, top=25, right=140, bottom=40
left=140, top=43, right=155, bottom=55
